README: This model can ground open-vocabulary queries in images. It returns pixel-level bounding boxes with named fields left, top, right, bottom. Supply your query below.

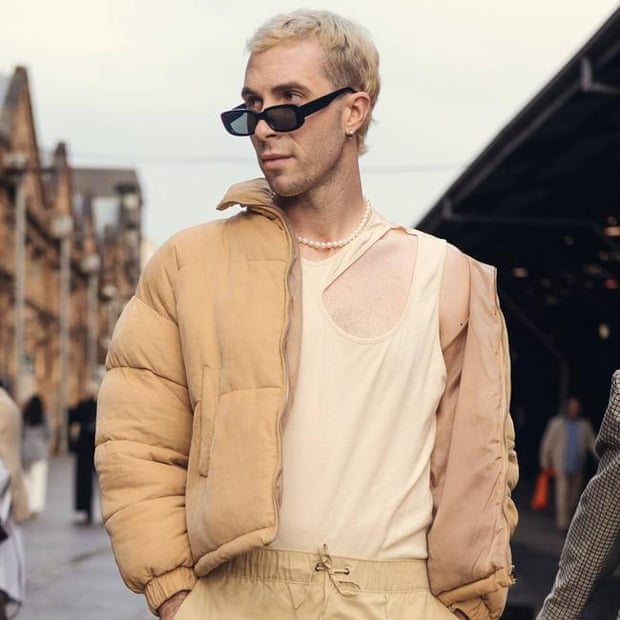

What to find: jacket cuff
left=438, top=567, right=514, bottom=620
left=448, top=598, right=487, bottom=620
left=144, top=566, right=198, bottom=615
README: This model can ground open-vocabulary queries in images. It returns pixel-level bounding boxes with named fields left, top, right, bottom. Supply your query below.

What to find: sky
left=1, top=0, right=618, bottom=247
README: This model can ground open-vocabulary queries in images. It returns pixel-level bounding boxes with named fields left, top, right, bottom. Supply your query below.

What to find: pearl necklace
left=296, top=200, right=373, bottom=250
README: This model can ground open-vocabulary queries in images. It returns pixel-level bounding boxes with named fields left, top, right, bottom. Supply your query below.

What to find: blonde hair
left=247, top=9, right=380, bottom=155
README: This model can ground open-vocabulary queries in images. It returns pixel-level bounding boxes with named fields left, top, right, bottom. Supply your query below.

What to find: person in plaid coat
left=537, top=370, right=620, bottom=619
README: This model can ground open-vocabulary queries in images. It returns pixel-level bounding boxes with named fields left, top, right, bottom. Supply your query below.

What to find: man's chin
left=264, top=177, right=299, bottom=199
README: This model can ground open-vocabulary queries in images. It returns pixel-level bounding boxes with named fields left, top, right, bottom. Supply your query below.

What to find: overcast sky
left=2, top=0, right=618, bottom=246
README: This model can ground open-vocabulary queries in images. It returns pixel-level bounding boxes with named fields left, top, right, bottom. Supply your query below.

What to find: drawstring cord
left=314, top=544, right=361, bottom=598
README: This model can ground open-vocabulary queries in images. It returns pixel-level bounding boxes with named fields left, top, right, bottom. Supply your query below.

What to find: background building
left=0, top=66, right=142, bottom=451
left=72, top=167, right=143, bottom=365
left=418, top=9, right=620, bottom=478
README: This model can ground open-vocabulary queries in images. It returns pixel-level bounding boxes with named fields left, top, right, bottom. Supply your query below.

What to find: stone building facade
left=0, top=66, right=142, bottom=451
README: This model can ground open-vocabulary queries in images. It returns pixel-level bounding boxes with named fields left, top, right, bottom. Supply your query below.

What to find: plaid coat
left=537, top=370, right=620, bottom=619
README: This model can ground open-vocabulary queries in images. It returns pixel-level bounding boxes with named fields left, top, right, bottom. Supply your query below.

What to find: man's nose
left=253, top=117, right=276, bottom=140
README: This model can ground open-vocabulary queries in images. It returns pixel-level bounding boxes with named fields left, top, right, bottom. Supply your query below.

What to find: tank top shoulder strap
left=408, top=229, right=447, bottom=301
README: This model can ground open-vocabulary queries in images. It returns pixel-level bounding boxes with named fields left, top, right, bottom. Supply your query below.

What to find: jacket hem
left=193, top=526, right=277, bottom=577
left=144, top=566, right=197, bottom=615
left=439, top=567, right=515, bottom=620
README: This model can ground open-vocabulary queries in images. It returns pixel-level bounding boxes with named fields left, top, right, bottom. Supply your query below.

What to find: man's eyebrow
left=272, top=82, right=309, bottom=95
left=240, top=83, right=310, bottom=100
left=241, top=86, right=259, bottom=99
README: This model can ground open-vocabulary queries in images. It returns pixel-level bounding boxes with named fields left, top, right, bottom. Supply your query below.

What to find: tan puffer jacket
left=95, top=179, right=518, bottom=619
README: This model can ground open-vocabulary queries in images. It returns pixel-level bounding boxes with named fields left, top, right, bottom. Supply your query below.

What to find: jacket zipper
left=248, top=204, right=298, bottom=538
left=497, top=296, right=517, bottom=584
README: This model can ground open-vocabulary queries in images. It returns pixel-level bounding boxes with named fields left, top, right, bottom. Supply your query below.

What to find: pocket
left=384, top=591, right=455, bottom=620
left=198, top=366, right=222, bottom=477
left=172, top=584, right=203, bottom=620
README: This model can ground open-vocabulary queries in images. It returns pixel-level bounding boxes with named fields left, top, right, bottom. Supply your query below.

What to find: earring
left=346, top=131, right=355, bottom=138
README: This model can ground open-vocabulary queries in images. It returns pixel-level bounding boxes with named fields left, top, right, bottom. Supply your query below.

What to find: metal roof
left=416, top=9, right=620, bottom=475
left=72, top=167, right=142, bottom=240
left=72, top=167, right=141, bottom=200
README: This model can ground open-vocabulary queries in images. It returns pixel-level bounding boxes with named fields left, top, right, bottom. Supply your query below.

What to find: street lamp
left=81, top=253, right=101, bottom=384
left=52, top=213, right=73, bottom=453
left=100, top=282, right=119, bottom=354
left=120, top=190, right=140, bottom=212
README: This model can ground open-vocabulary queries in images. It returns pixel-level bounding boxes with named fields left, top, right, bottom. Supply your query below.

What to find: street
left=17, top=456, right=620, bottom=619
left=20, top=454, right=150, bottom=620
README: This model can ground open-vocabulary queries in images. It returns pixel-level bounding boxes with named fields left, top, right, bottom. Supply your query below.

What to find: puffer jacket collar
left=216, top=178, right=277, bottom=215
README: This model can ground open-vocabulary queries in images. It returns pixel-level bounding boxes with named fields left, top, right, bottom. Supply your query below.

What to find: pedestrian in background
left=70, top=382, right=98, bottom=525
left=0, top=379, right=30, bottom=619
left=21, top=394, right=50, bottom=517
left=537, top=371, right=620, bottom=619
left=539, top=396, right=597, bottom=532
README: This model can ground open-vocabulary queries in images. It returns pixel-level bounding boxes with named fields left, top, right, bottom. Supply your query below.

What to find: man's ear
left=343, top=91, right=371, bottom=136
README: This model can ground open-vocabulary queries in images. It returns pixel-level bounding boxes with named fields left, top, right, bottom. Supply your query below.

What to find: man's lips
left=261, top=154, right=291, bottom=166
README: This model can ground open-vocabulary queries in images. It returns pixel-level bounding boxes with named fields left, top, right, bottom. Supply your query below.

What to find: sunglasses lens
left=222, top=110, right=256, bottom=136
left=221, top=104, right=303, bottom=135
left=265, top=107, right=299, bottom=132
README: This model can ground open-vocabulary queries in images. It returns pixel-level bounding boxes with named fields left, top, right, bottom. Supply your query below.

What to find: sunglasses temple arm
left=298, top=88, right=354, bottom=116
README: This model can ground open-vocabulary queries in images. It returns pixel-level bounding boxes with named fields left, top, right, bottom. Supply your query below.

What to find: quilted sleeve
left=429, top=259, right=517, bottom=620
left=95, top=240, right=197, bottom=614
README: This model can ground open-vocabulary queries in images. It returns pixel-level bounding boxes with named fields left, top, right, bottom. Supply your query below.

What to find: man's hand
left=158, top=590, right=190, bottom=620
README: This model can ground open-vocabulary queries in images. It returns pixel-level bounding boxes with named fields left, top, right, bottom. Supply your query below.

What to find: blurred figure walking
left=70, top=382, right=98, bottom=525
left=0, top=380, right=31, bottom=619
left=539, top=396, right=597, bottom=532
left=537, top=371, right=620, bottom=619
left=20, top=394, right=50, bottom=516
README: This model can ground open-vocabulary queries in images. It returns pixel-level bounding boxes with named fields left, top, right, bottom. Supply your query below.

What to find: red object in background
left=531, top=468, right=556, bottom=511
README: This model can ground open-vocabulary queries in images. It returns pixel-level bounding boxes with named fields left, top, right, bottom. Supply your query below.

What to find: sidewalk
left=506, top=480, right=620, bottom=619
left=19, top=454, right=150, bottom=620
left=15, top=456, right=620, bottom=619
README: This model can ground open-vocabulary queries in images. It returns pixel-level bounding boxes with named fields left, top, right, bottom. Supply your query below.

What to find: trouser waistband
left=211, top=545, right=430, bottom=593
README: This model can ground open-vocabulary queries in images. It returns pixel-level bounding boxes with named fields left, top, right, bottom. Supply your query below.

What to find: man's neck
left=275, top=179, right=367, bottom=257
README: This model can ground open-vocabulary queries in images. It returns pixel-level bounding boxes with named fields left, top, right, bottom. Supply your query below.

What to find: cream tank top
left=271, top=213, right=448, bottom=560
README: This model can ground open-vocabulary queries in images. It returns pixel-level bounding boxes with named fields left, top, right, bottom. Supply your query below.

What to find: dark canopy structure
left=418, top=10, right=620, bottom=476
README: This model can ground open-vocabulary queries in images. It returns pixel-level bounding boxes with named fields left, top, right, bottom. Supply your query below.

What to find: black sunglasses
left=221, top=87, right=356, bottom=136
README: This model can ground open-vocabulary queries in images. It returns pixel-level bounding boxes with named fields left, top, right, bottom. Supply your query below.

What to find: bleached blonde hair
left=247, top=9, right=380, bottom=155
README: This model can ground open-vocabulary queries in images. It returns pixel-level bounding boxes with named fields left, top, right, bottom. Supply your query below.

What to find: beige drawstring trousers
left=174, top=546, right=455, bottom=619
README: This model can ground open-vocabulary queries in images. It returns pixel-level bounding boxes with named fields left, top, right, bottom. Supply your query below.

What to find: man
left=537, top=371, right=620, bottom=619
left=539, top=395, right=597, bottom=532
left=96, top=10, right=518, bottom=620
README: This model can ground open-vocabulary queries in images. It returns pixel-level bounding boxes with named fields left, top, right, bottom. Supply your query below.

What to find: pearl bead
left=296, top=200, right=372, bottom=250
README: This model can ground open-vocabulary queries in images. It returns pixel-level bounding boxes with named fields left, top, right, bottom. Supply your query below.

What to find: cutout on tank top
left=322, top=229, right=418, bottom=339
